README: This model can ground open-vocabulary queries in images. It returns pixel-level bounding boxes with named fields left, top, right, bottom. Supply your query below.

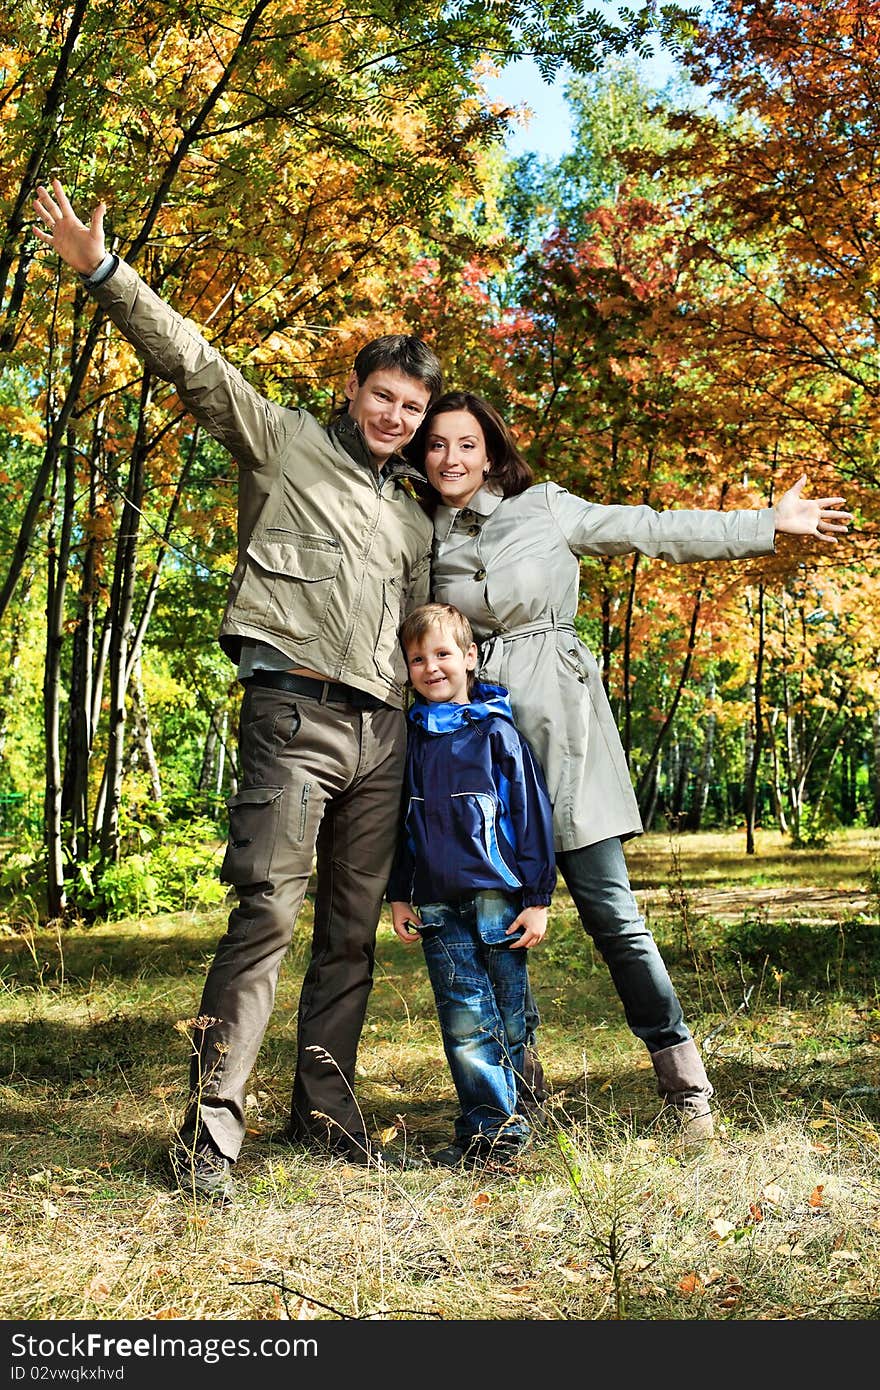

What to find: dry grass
left=1, top=828, right=879, bottom=1322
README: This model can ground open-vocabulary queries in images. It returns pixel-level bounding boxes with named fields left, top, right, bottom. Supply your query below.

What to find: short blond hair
left=398, top=603, right=474, bottom=660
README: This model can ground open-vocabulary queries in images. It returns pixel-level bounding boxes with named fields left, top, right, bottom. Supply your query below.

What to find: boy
left=388, top=603, right=556, bottom=1167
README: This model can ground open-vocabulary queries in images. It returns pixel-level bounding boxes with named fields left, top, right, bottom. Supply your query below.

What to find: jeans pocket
left=474, top=889, right=522, bottom=946
left=220, top=785, right=283, bottom=887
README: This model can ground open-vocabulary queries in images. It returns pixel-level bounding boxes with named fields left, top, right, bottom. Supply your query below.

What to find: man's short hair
left=353, top=334, right=443, bottom=402
left=399, top=602, right=474, bottom=659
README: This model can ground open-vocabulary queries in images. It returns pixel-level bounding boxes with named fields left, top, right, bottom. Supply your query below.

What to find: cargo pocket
left=220, top=785, right=283, bottom=888
left=234, top=530, right=342, bottom=640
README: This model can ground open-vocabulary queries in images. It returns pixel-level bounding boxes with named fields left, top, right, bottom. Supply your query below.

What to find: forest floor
left=1, top=826, right=879, bottom=1329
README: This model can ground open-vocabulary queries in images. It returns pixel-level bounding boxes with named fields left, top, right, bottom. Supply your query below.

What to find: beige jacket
left=431, top=482, right=777, bottom=850
left=90, top=260, right=433, bottom=707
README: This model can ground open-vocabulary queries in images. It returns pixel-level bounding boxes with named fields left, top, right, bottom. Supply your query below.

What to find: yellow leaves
left=0, top=405, right=43, bottom=446
left=808, top=1184, right=825, bottom=1209
left=472, top=1192, right=491, bottom=1207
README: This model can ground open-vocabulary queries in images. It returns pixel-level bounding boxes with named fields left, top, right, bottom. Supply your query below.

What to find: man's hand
left=506, top=904, right=548, bottom=949
left=390, top=900, right=422, bottom=944
left=774, top=475, right=852, bottom=542
left=33, top=178, right=107, bottom=278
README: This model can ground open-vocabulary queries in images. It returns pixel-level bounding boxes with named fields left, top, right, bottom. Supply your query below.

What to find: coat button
left=474, top=568, right=486, bottom=581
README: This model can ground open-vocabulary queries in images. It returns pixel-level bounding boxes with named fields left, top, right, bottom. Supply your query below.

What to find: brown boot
left=517, top=1038, right=549, bottom=1125
left=651, top=1039, right=715, bottom=1145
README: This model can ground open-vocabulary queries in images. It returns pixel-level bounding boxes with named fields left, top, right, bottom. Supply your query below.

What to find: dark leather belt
left=242, top=670, right=388, bottom=711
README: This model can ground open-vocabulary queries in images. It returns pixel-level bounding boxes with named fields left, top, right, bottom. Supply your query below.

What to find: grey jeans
left=183, top=682, right=406, bottom=1161
left=557, top=836, right=690, bottom=1054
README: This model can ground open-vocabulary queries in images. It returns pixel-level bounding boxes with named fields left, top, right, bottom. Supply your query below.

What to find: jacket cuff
left=81, top=252, right=119, bottom=289
left=522, top=892, right=552, bottom=908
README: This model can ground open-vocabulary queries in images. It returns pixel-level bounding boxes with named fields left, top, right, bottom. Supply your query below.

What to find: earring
left=482, top=467, right=490, bottom=477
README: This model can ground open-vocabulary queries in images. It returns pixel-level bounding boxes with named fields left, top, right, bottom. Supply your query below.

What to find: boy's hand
left=507, top=904, right=547, bottom=948
left=390, top=900, right=422, bottom=944
left=33, top=178, right=107, bottom=278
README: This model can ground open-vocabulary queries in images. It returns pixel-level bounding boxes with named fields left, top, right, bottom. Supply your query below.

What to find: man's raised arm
left=32, top=178, right=293, bottom=473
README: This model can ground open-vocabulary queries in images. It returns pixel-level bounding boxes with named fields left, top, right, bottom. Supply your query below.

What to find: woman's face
left=423, top=410, right=490, bottom=509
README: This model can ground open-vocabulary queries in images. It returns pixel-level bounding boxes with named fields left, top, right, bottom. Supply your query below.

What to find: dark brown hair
left=352, top=334, right=443, bottom=400
left=407, top=390, right=534, bottom=507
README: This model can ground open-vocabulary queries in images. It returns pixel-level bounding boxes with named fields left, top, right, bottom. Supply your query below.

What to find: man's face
left=344, top=367, right=432, bottom=463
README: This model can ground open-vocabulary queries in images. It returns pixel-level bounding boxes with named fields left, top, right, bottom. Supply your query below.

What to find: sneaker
left=169, top=1134, right=233, bottom=1201
left=428, top=1136, right=526, bottom=1170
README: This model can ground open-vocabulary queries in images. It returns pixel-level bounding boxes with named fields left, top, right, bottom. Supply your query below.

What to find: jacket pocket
left=372, top=575, right=408, bottom=689
left=235, top=529, right=342, bottom=640
left=220, top=785, right=283, bottom=888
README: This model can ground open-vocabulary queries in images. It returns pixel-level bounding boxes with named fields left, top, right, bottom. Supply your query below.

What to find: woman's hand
left=774, top=475, right=852, bottom=541
left=33, top=178, right=107, bottom=278
left=506, top=904, right=548, bottom=949
left=390, top=900, right=422, bottom=944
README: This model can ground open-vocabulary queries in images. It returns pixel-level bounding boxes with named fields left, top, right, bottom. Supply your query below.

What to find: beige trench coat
left=431, top=481, right=776, bottom=851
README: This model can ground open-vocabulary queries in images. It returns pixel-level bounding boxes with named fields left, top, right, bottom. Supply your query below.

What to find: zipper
left=298, top=783, right=312, bottom=841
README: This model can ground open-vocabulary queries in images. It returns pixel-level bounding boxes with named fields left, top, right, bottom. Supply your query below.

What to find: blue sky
left=483, top=46, right=685, bottom=161
left=482, top=18, right=701, bottom=161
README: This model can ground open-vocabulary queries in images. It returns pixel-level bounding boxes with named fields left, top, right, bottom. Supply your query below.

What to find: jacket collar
left=408, top=681, right=513, bottom=733
left=433, top=485, right=505, bottom=541
left=329, top=413, right=427, bottom=487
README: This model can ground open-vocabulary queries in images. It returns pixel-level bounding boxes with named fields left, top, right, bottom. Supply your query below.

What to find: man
left=33, top=179, right=441, bottom=1200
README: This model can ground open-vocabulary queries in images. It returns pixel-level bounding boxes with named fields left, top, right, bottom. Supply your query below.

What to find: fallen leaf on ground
left=678, top=1273, right=704, bottom=1295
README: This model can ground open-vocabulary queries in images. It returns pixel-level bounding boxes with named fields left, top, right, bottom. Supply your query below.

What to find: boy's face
left=405, top=621, right=477, bottom=705
left=344, top=367, right=432, bottom=463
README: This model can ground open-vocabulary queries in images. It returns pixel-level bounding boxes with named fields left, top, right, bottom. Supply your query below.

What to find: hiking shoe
left=169, top=1134, right=233, bottom=1201
left=329, top=1132, right=388, bottom=1167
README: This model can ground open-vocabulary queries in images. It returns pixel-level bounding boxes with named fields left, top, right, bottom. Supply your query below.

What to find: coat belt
left=479, top=616, right=577, bottom=682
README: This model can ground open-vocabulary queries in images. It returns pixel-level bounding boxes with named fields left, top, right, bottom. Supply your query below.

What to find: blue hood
left=408, top=681, right=514, bottom=735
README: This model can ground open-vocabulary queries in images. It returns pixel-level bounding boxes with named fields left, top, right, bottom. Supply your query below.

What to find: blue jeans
left=557, top=836, right=690, bottom=1053
left=418, top=892, right=531, bottom=1147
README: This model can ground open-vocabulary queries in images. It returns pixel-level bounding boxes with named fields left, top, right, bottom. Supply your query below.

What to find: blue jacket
left=387, top=681, right=556, bottom=908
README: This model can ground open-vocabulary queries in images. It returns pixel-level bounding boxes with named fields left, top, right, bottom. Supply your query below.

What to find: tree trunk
left=621, top=552, right=640, bottom=763
left=0, top=565, right=33, bottom=764
left=44, top=429, right=77, bottom=920
left=743, top=584, right=765, bottom=856
left=0, top=0, right=90, bottom=348
left=98, top=371, right=152, bottom=864
left=684, top=677, right=716, bottom=832
left=767, top=709, right=789, bottom=834
left=130, top=654, right=162, bottom=802
left=635, top=579, right=704, bottom=811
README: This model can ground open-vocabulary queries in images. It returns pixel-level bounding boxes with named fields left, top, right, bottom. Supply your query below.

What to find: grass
left=1, top=827, right=879, bottom=1322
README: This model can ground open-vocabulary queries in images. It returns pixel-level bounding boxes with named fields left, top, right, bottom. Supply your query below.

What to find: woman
left=407, top=391, right=851, bottom=1141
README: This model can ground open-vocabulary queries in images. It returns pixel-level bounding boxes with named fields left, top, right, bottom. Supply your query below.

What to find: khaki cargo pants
left=182, top=681, right=406, bottom=1161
